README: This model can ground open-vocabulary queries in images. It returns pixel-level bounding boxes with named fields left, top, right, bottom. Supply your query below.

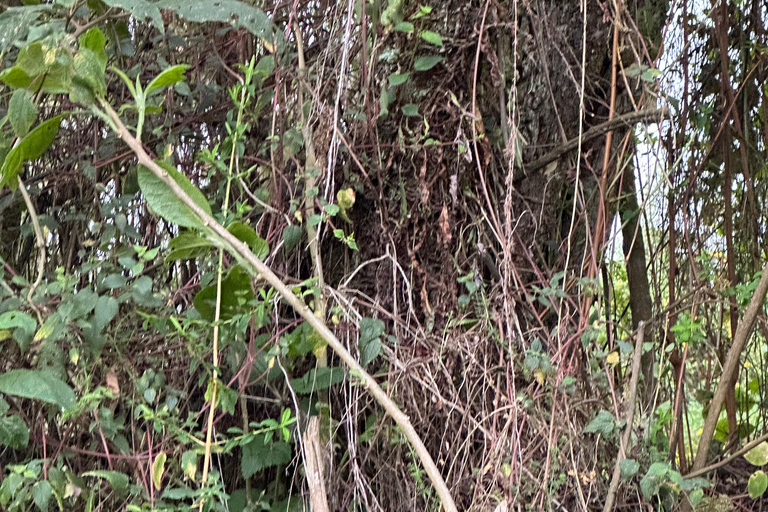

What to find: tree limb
left=99, top=99, right=459, bottom=512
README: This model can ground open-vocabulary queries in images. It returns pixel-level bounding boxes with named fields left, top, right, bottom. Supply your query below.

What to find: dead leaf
left=106, top=368, right=120, bottom=396
left=439, top=203, right=452, bottom=243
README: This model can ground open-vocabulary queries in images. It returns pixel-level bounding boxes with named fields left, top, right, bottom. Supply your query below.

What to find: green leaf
left=241, top=435, right=291, bottom=478
left=688, top=488, right=704, bottom=506
left=193, top=265, right=254, bottom=321
left=394, top=21, right=414, bottom=33
left=291, top=366, right=345, bottom=394
left=0, top=6, right=51, bottom=52
left=1, top=114, right=68, bottom=189
left=359, top=317, right=384, bottom=366
left=0, top=414, right=29, bottom=449
left=163, top=0, right=273, bottom=40
left=282, top=224, right=302, bottom=253
left=0, top=45, right=73, bottom=94
left=83, top=470, right=130, bottom=492
left=0, top=369, right=76, bottom=410
left=0, top=310, right=36, bottom=352
left=619, top=458, right=640, bottom=479
left=138, top=160, right=212, bottom=229
left=402, top=103, right=420, bottom=117
left=749, top=470, right=768, bottom=499
left=101, top=0, right=164, bottom=33
left=8, top=89, right=37, bottom=138
left=152, top=452, right=166, bottom=490
left=388, top=72, right=410, bottom=87
left=145, top=64, right=190, bottom=96
left=228, top=222, right=269, bottom=260
left=102, top=273, right=127, bottom=289
left=413, top=55, right=443, bottom=71
left=78, top=27, right=107, bottom=68
left=166, top=232, right=214, bottom=261
left=583, top=410, right=616, bottom=436
left=93, top=296, right=118, bottom=331
left=419, top=30, right=443, bottom=46
left=181, top=451, right=198, bottom=481
left=31, top=480, right=52, bottom=511
left=745, top=442, right=768, bottom=466
left=71, top=48, right=107, bottom=103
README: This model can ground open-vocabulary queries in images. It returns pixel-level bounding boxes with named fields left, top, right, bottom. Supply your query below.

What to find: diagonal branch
left=98, top=98, right=459, bottom=512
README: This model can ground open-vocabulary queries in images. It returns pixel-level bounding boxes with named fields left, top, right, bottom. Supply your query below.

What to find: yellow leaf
left=152, top=452, right=167, bottom=490
left=0, top=329, right=11, bottom=341
left=533, top=369, right=545, bottom=386
left=606, top=351, right=620, bottom=365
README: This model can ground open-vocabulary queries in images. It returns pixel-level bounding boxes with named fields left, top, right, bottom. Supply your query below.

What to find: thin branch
left=17, top=175, right=45, bottom=319
left=522, top=108, right=668, bottom=174
left=99, top=98, right=459, bottom=512
left=603, top=321, right=645, bottom=512
left=691, top=261, right=768, bottom=472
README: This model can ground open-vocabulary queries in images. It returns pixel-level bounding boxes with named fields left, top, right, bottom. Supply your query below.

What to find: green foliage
left=0, top=369, right=75, bottom=410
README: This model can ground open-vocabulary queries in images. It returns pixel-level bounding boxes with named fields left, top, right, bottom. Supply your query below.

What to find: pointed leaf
left=138, top=161, right=212, bottom=229
left=8, top=89, right=37, bottom=138
left=145, top=64, right=190, bottom=96
left=83, top=470, right=130, bottom=492
left=228, top=222, right=269, bottom=260
left=152, top=452, right=166, bottom=490
left=31, top=480, right=52, bottom=511
left=414, top=55, right=443, bottom=71
left=0, top=369, right=76, bottom=410
left=1, top=114, right=67, bottom=189
left=166, top=233, right=214, bottom=261
left=0, top=414, right=29, bottom=449
left=419, top=30, right=443, bottom=46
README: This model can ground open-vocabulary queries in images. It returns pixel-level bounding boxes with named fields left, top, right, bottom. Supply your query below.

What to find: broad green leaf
left=78, top=27, right=107, bottom=68
left=583, top=410, right=616, bottom=436
left=166, top=233, right=214, bottom=261
left=419, top=30, right=443, bottom=46
left=359, top=317, right=384, bottom=366
left=228, top=222, right=269, bottom=260
left=31, top=480, right=52, bottom=511
left=619, top=458, right=640, bottom=479
left=394, top=21, right=414, bottom=33
left=745, top=441, right=768, bottom=466
left=71, top=48, right=107, bottom=103
left=138, top=161, right=212, bottom=229
left=102, top=273, right=127, bottom=289
left=0, top=310, right=36, bottom=352
left=0, top=369, right=76, bottom=410
left=181, top=451, right=198, bottom=481
left=193, top=265, right=254, bottom=321
left=388, top=72, right=410, bottom=87
left=93, top=296, right=119, bottom=331
left=241, top=435, right=291, bottom=478
left=8, top=89, right=37, bottom=138
left=290, top=366, right=345, bottom=394
left=402, top=103, right=420, bottom=117
left=101, top=0, right=164, bottom=33
left=414, top=55, right=443, bottom=71
left=0, top=46, right=73, bottom=94
left=749, top=470, right=768, bottom=499
left=152, top=452, right=166, bottom=490
left=282, top=224, right=302, bottom=253
left=0, top=6, right=51, bottom=51
left=1, top=114, right=68, bottom=189
left=145, top=65, right=190, bottom=96
left=83, top=470, right=130, bottom=492
left=164, top=0, right=273, bottom=40
left=0, top=414, right=29, bottom=449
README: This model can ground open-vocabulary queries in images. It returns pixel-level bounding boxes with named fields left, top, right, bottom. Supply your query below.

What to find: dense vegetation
left=2, top=0, right=768, bottom=511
